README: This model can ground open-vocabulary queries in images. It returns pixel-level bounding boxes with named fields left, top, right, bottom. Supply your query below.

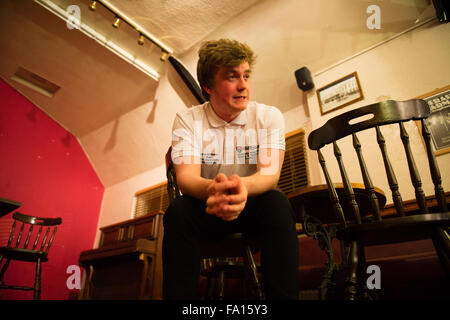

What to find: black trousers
left=162, top=189, right=299, bottom=299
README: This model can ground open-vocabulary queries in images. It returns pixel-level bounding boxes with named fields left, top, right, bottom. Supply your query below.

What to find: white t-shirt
left=171, top=101, right=285, bottom=179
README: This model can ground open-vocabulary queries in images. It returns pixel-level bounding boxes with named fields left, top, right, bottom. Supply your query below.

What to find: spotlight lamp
left=112, top=16, right=121, bottom=28
left=160, top=51, right=169, bottom=62
left=138, top=34, right=145, bottom=45
left=89, top=0, right=97, bottom=11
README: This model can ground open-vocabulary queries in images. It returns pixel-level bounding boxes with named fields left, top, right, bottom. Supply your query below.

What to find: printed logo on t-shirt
left=201, top=152, right=220, bottom=164
left=236, top=145, right=258, bottom=164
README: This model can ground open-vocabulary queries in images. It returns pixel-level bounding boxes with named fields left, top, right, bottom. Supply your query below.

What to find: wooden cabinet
left=78, top=211, right=164, bottom=300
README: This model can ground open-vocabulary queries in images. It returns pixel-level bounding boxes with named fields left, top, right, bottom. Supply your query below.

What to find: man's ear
left=203, top=85, right=212, bottom=95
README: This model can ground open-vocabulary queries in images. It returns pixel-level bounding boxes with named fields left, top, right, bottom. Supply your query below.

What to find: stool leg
left=205, top=274, right=215, bottom=300
left=345, top=241, right=369, bottom=300
left=0, top=258, right=11, bottom=285
left=217, top=270, right=225, bottom=300
left=34, top=257, right=41, bottom=300
left=243, top=245, right=264, bottom=300
left=345, top=241, right=359, bottom=300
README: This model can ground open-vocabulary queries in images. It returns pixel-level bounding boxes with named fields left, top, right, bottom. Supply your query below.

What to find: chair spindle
left=352, top=133, right=382, bottom=221
left=7, top=220, right=16, bottom=247
left=421, top=119, right=447, bottom=213
left=33, top=226, right=43, bottom=251
left=317, top=149, right=347, bottom=226
left=45, top=227, right=58, bottom=254
left=333, top=142, right=362, bottom=224
left=40, top=227, right=51, bottom=252
left=15, top=223, right=25, bottom=248
left=24, top=225, right=34, bottom=249
left=399, top=122, right=428, bottom=214
left=376, top=126, right=405, bottom=216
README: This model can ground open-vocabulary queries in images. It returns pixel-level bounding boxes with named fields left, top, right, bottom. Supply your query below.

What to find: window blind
left=134, top=182, right=170, bottom=219
left=278, top=129, right=309, bottom=194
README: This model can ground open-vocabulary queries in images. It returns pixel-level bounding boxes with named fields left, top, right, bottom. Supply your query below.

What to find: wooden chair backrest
left=308, top=99, right=447, bottom=225
left=6, top=212, right=62, bottom=254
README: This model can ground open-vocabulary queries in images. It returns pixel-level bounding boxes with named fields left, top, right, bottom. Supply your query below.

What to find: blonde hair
left=197, top=39, right=256, bottom=100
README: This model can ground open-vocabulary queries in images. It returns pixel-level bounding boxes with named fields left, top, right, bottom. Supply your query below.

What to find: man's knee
left=261, top=189, right=290, bottom=204
left=256, top=190, right=296, bottom=225
left=258, top=190, right=292, bottom=210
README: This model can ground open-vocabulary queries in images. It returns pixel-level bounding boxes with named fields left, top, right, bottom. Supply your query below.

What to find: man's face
left=205, top=62, right=251, bottom=121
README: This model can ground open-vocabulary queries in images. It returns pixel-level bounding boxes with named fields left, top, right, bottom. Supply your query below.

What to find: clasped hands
left=206, top=173, right=248, bottom=221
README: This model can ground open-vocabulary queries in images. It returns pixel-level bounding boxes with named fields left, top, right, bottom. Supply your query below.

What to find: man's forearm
left=174, top=157, right=213, bottom=200
left=176, top=172, right=212, bottom=200
left=242, top=148, right=283, bottom=196
left=241, top=171, right=280, bottom=197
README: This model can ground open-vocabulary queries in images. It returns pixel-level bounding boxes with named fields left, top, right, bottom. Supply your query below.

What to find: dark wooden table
left=0, top=197, right=21, bottom=218
left=287, top=183, right=386, bottom=225
left=286, top=183, right=386, bottom=299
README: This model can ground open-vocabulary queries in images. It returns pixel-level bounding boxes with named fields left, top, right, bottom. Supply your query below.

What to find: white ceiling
left=0, top=0, right=435, bottom=187
left=105, top=0, right=263, bottom=55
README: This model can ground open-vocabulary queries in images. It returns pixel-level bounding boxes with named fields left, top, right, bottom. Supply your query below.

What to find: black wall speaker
left=295, top=67, right=314, bottom=91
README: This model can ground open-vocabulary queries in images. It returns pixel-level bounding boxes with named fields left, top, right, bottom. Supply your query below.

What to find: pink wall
left=0, top=79, right=104, bottom=299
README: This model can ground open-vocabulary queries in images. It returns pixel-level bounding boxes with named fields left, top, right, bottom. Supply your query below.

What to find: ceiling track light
left=137, top=34, right=145, bottom=45
left=86, top=0, right=173, bottom=62
left=112, top=16, right=121, bottom=28
left=34, top=0, right=161, bottom=80
left=89, top=0, right=97, bottom=11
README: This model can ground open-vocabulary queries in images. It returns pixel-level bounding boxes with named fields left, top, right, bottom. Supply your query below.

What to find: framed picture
left=316, top=72, right=364, bottom=115
left=415, top=85, right=450, bottom=156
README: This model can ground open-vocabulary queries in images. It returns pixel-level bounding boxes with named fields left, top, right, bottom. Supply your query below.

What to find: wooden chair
left=0, top=212, right=62, bottom=300
left=308, top=99, right=449, bottom=300
left=165, top=147, right=264, bottom=299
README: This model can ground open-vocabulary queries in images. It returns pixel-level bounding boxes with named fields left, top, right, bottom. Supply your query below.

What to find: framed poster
left=316, top=72, right=364, bottom=115
left=416, top=85, right=450, bottom=156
